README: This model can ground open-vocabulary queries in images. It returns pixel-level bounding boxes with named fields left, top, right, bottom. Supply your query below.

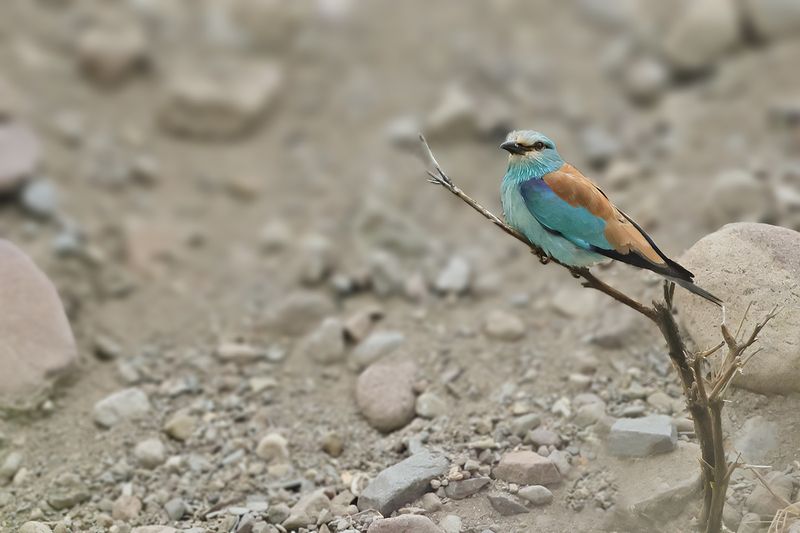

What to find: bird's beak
left=500, top=141, right=528, bottom=155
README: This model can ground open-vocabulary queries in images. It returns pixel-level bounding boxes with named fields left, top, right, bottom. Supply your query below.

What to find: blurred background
left=1, top=0, right=799, bottom=532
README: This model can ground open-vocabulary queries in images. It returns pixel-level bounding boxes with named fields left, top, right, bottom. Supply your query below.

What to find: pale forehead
left=506, top=130, right=555, bottom=146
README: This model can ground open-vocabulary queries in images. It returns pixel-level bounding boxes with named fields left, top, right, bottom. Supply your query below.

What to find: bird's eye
left=533, top=141, right=546, bottom=150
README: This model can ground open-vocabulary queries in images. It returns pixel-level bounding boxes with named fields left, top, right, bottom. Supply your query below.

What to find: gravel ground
left=1, top=1, right=800, bottom=532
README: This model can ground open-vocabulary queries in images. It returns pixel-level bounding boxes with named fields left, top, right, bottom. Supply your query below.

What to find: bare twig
left=418, top=135, right=775, bottom=533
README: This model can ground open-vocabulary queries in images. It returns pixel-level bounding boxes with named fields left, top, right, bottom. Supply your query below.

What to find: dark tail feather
left=668, top=277, right=724, bottom=306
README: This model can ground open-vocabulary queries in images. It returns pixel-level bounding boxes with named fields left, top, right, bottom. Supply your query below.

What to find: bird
left=499, top=129, right=722, bottom=306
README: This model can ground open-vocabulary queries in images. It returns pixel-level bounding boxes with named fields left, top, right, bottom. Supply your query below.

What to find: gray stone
left=298, top=234, right=333, bottom=285
left=493, top=451, right=561, bottom=486
left=164, top=498, right=186, bottom=520
left=0, top=451, right=23, bottom=481
left=421, top=492, right=442, bottom=512
left=702, top=170, right=776, bottom=230
left=723, top=505, right=742, bottom=531
left=350, top=331, right=405, bottom=370
left=745, top=471, right=793, bottom=519
left=737, top=512, right=761, bottom=533
left=321, top=430, right=344, bottom=457
left=343, top=306, right=384, bottom=343
left=21, top=179, right=59, bottom=218
left=357, top=450, right=449, bottom=516
left=134, top=438, right=166, bottom=469
left=742, top=0, right=800, bottom=41
left=297, top=317, right=346, bottom=365
left=426, top=85, right=480, bottom=141
left=264, top=291, right=334, bottom=336
left=623, top=57, right=668, bottom=105
left=259, top=219, right=291, bottom=253
left=47, top=473, right=90, bottom=510
left=551, top=286, right=601, bottom=317
left=354, top=200, right=432, bottom=258
left=255, top=433, right=290, bottom=463
left=93, top=388, right=151, bottom=428
left=415, top=392, right=447, bottom=419
left=227, top=0, right=310, bottom=51
left=511, top=413, right=541, bottom=437
left=662, top=0, right=740, bottom=73
left=608, top=415, right=676, bottom=457
left=439, top=515, right=462, bottom=533
left=518, top=485, right=553, bottom=506
left=282, top=488, right=330, bottom=530
left=268, top=502, right=291, bottom=524
left=77, top=21, right=148, bottom=85
left=384, top=115, right=421, bottom=148
left=112, top=494, right=142, bottom=520
left=574, top=403, right=606, bottom=428
left=627, top=471, right=702, bottom=522
left=734, top=416, right=779, bottom=464
left=0, top=240, right=76, bottom=407
left=548, top=450, right=572, bottom=477
left=444, top=477, right=490, bottom=500
left=19, top=523, right=53, bottom=533
left=580, top=125, right=621, bottom=168
left=526, top=427, right=560, bottom=448
left=675, top=223, right=800, bottom=394
left=368, top=250, right=405, bottom=296
left=0, top=122, right=39, bottom=193
left=367, top=515, right=442, bottom=533
left=160, top=60, right=283, bottom=139
left=487, top=493, right=529, bottom=516
left=131, top=528, right=177, bottom=533
left=483, top=310, right=525, bottom=341
left=434, top=256, right=471, bottom=294
left=356, top=359, right=417, bottom=433
left=614, top=442, right=703, bottom=528
left=163, top=411, right=196, bottom=441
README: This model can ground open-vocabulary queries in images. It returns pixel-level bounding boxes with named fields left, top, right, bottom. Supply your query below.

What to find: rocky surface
left=1, top=2, right=800, bottom=533
left=0, top=240, right=76, bottom=406
left=676, top=223, right=800, bottom=394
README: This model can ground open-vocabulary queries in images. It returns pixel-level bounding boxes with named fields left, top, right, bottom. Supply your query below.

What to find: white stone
left=93, top=388, right=151, bottom=428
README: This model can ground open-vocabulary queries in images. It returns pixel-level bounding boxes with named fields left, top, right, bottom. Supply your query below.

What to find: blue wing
left=518, top=177, right=612, bottom=251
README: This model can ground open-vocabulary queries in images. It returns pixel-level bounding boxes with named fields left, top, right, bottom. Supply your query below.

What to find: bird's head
left=501, top=130, right=564, bottom=179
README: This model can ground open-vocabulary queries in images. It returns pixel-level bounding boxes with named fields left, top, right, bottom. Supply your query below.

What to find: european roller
left=500, top=130, right=722, bottom=305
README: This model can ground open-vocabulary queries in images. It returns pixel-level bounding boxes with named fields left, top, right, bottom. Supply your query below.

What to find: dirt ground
left=1, top=1, right=800, bottom=532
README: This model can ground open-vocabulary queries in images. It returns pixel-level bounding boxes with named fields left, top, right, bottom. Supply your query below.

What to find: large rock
left=742, top=0, right=800, bottom=41
left=0, top=122, right=40, bottom=193
left=702, top=170, right=776, bottom=230
left=357, top=450, right=449, bottom=516
left=0, top=240, right=76, bottom=406
left=160, top=60, right=282, bottom=139
left=661, top=0, right=741, bottom=73
left=675, top=223, right=800, bottom=394
left=356, top=359, right=417, bottom=432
